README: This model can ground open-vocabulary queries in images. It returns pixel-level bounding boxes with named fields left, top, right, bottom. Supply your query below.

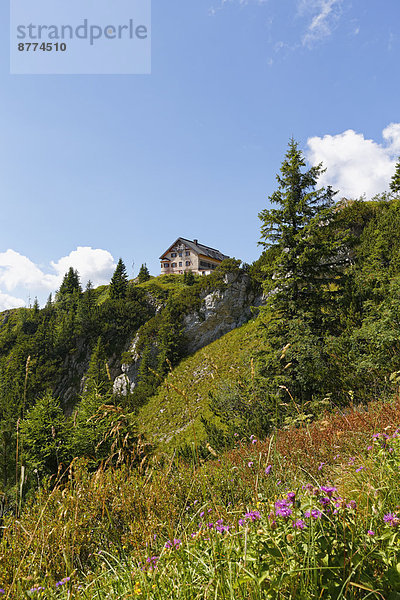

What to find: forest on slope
left=0, top=141, right=400, bottom=504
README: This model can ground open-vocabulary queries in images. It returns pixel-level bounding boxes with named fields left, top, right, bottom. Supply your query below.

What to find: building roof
left=159, top=237, right=229, bottom=262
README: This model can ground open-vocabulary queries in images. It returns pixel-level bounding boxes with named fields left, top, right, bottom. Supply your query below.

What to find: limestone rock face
left=113, top=334, right=141, bottom=395
left=183, top=271, right=261, bottom=354
left=113, top=272, right=263, bottom=395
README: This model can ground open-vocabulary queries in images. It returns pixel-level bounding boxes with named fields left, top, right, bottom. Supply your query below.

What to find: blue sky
left=1, top=0, right=400, bottom=308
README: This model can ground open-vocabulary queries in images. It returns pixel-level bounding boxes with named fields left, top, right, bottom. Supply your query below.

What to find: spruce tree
left=138, top=263, right=150, bottom=283
left=390, top=157, right=400, bottom=195
left=257, top=139, right=345, bottom=407
left=56, top=267, right=82, bottom=310
left=21, top=392, right=71, bottom=479
left=259, top=138, right=341, bottom=325
left=109, top=259, right=128, bottom=299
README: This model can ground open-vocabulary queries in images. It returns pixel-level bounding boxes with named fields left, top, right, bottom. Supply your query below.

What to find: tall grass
left=1, top=396, right=400, bottom=598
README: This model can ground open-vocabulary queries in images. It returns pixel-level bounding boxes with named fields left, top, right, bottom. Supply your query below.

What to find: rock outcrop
left=113, top=272, right=262, bottom=394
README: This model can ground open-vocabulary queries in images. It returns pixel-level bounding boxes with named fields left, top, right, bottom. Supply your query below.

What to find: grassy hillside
left=138, top=318, right=264, bottom=449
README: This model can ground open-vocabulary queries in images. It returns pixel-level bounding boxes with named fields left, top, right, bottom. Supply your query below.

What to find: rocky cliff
left=113, top=271, right=262, bottom=395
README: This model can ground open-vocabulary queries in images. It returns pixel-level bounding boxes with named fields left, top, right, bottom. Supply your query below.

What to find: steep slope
left=138, top=317, right=264, bottom=449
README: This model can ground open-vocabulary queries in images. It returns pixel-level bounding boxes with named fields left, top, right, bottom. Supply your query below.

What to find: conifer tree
left=137, top=263, right=150, bottom=283
left=390, top=157, right=400, bottom=195
left=56, top=267, right=82, bottom=310
left=258, top=138, right=341, bottom=325
left=109, top=259, right=128, bottom=299
left=257, top=139, right=345, bottom=406
left=85, top=337, right=111, bottom=395
left=21, top=392, right=71, bottom=478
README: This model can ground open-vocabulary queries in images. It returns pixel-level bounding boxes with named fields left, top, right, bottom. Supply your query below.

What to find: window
left=172, top=262, right=177, bottom=267
left=179, top=252, right=183, bottom=257
left=185, top=251, right=190, bottom=256
left=185, top=261, right=190, bottom=266
left=171, top=253, right=177, bottom=258
left=179, top=262, right=182, bottom=267
left=164, top=264, right=169, bottom=268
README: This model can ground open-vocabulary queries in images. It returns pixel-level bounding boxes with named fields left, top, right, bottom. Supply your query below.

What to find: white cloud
left=50, top=247, right=117, bottom=288
left=0, top=292, right=25, bottom=312
left=209, top=0, right=268, bottom=16
left=299, top=0, right=343, bottom=46
left=0, top=247, right=117, bottom=310
left=0, top=249, right=55, bottom=292
left=306, top=123, right=400, bottom=199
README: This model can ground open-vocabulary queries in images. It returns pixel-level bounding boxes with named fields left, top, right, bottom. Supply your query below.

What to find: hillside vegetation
left=1, top=143, right=400, bottom=597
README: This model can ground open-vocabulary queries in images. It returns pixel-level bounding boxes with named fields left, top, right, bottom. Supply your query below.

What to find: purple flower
left=346, top=500, right=357, bottom=510
left=367, top=530, right=375, bottom=536
left=55, top=577, right=70, bottom=587
left=265, top=465, right=272, bottom=475
left=165, top=538, right=182, bottom=549
left=29, top=587, right=46, bottom=593
left=252, top=439, right=257, bottom=444
left=292, top=519, right=306, bottom=530
left=276, top=506, right=292, bottom=518
left=238, top=519, right=244, bottom=527
left=318, top=462, right=325, bottom=471
left=248, top=461, right=254, bottom=468
left=287, top=492, right=296, bottom=504
left=200, top=511, right=205, bottom=517
left=305, top=509, right=322, bottom=519
left=275, top=499, right=290, bottom=509
left=367, top=446, right=373, bottom=451
left=355, top=466, right=364, bottom=472
left=244, top=510, right=261, bottom=522
left=384, top=513, right=399, bottom=527
left=319, top=497, right=331, bottom=507
left=320, top=486, right=337, bottom=498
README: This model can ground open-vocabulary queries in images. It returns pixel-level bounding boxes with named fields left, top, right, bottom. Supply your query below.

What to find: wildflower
left=319, top=497, right=331, bottom=507
left=355, top=466, right=364, bottom=472
left=265, top=465, right=272, bottom=475
left=305, top=509, right=322, bottom=519
left=200, top=511, right=205, bottom=517
left=145, top=556, right=159, bottom=570
left=238, top=519, right=245, bottom=527
left=55, top=577, right=70, bottom=587
left=320, top=486, right=337, bottom=497
left=367, top=446, right=373, bottom=451
left=318, top=462, right=325, bottom=471
left=29, top=587, right=46, bottom=593
left=303, top=483, right=314, bottom=493
left=164, top=538, right=182, bottom=549
left=215, top=519, right=230, bottom=534
left=251, top=439, right=257, bottom=444
left=287, top=491, right=296, bottom=504
left=248, top=461, right=254, bottom=468
left=383, top=513, right=400, bottom=527
left=275, top=506, right=292, bottom=518
left=244, top=510, right=261, bottom=521
left=292, top=519, right=306, bottom=530
left=346, top=500, right=357, bottom=510
left=367, top=530, right=375, bottom=536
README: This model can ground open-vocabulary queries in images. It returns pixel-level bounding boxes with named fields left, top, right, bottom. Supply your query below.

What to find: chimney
left=194, top=239, right=198, bottom=245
